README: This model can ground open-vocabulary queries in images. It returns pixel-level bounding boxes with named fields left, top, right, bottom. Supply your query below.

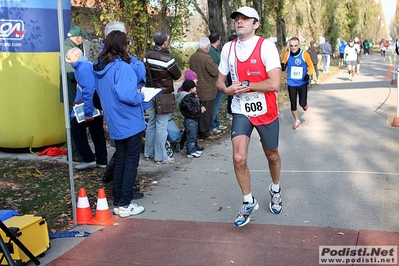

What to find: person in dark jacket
left=176, top=80, right=206, bottom=158
left=307, top=40, right=319, bottom=84
left=189, top=37, right=219, bottom=140
left=143, top=31, right=181, bottom=164
left=61, top=26, right=88, bottom=162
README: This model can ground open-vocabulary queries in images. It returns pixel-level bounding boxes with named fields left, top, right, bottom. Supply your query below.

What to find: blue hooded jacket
left=93, top=57, right=146, bottom=140
left=71, top=56, right=96, bottom=118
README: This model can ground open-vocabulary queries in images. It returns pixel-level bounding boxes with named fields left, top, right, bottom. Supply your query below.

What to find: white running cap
left=230, top=6, right=259, bottom=21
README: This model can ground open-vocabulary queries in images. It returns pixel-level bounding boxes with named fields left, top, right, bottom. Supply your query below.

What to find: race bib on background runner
left=240, top=92, right=267, bottom=117
left=290, top=66, right=303, bottom=79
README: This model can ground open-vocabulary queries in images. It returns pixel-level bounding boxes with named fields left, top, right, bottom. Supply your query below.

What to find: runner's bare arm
left=246, top=68, right=281, bottom=93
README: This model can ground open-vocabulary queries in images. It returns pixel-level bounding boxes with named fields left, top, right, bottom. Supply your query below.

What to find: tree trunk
left=208, top=0, right=225, bottom=46
left=274, top=0, right=286, bottom=51
left=223, top=0, right=233, bottom=44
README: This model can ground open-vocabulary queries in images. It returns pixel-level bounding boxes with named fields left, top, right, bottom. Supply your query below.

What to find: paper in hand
left=141, top=87, right=162, bottom=102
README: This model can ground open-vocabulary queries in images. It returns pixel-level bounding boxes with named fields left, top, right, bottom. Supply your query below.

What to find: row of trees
left=72, top=0, right=396, bottom=58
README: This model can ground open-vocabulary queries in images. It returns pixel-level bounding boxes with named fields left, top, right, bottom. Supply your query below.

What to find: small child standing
left=176, top=80, right=205, bottom=158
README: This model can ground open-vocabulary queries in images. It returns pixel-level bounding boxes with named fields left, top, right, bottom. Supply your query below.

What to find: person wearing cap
left=177, top=70, right=205, bottom=152
left=143, top=31, right=182, bottom=164
left=344, top=39, right=358, bottom=81
left=216, top=6, right=283, bottom=227
left=189, top=37, right=219, bottom=140
left=176, top=80, right=206, bottom=158
left=61, top=25, right=88, bottom=162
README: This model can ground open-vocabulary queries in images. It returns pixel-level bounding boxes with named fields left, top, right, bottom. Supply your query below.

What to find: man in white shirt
left=216, top=6, right=282, bottom=227
left=344, top=39, right=358, bottom=81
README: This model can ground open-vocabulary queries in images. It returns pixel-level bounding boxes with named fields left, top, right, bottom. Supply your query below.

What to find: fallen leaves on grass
left=0, top=158, right=158, bottom=233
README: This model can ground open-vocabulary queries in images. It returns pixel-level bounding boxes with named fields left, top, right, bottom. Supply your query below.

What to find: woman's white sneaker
left=118, top=202, right=144, bottom=217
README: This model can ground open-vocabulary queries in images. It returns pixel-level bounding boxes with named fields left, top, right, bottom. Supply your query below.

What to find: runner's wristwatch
left=241, top=80, right=249, bottom=86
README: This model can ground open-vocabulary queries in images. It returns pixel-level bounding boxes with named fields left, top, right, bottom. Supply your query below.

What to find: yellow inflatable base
left=0, top=52, right=66, bottom=150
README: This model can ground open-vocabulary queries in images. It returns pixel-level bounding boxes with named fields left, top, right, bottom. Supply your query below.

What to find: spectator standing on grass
left=65, top=48, right=107, bottom=171
left=208, top=33, right=227, bottom=134
left=216, top=6, right=283, bottom=227
left=93, top=30, right=145, bottom=218
left=143, top=31, right=182, bottom=164
left=307, top=40, right=319, bottom=84
left=189, top=37, right=219, bottom=140
left=61, top=26, right=88, bottom=162
left=176, top=80, right=206, bottom=158
left=321, top=38, right=332, bottom=73
left=281, top=37, right=314, bottom=130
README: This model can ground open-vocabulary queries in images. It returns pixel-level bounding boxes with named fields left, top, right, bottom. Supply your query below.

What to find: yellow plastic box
left=0, top=214, right=50, bottom=265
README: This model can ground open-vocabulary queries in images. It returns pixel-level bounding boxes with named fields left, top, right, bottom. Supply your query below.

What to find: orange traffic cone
left=88, top=188, right=118, bottom=226
left=70, top=188, right=93, bottom=224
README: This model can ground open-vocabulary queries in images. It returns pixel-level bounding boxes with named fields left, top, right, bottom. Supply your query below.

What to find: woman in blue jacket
left=93, top=30, right=146, bottom=218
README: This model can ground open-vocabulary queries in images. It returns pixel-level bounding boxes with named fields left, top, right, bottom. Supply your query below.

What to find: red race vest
left=233, top=37, right=279, bottom=126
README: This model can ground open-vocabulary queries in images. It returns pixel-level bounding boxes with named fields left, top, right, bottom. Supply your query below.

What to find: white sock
left=243, top=193, right=253, bottom=203
left=271, top=183, right=280, bottom=192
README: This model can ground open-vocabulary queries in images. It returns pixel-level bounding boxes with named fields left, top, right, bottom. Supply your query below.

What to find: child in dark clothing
left=176, top=80, right=206, bottom=158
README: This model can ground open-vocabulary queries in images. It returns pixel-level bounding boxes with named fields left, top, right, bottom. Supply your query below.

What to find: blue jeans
left=323, top=54, right=330, bottom=72
left=113, top=131, right=143, bottom=207
left=144, top=98, right=169, bottom=162
left=210, top=90, right=223, bottom=130
left=184, top=118, right=198, bottom=154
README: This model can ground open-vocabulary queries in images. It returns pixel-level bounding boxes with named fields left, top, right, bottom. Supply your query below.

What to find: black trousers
left=198, top=100, right=214, bottom=139
left=288, top=84, right=308, bottom=111
left=71, top=116, right=107, bottom=164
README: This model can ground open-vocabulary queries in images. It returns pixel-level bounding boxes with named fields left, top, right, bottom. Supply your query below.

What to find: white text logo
left=0, top=19, right=26, bottom=40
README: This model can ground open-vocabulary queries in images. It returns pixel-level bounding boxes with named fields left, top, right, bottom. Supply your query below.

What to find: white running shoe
left=155, top=157, right=175, bottom=164
left=187, top=152, right=201, bottom=158
left=118, top=202, right=145, bottom=217
left=292, top=120, right=301, bottom=130
left=212, top=128, right=222, bottom=134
